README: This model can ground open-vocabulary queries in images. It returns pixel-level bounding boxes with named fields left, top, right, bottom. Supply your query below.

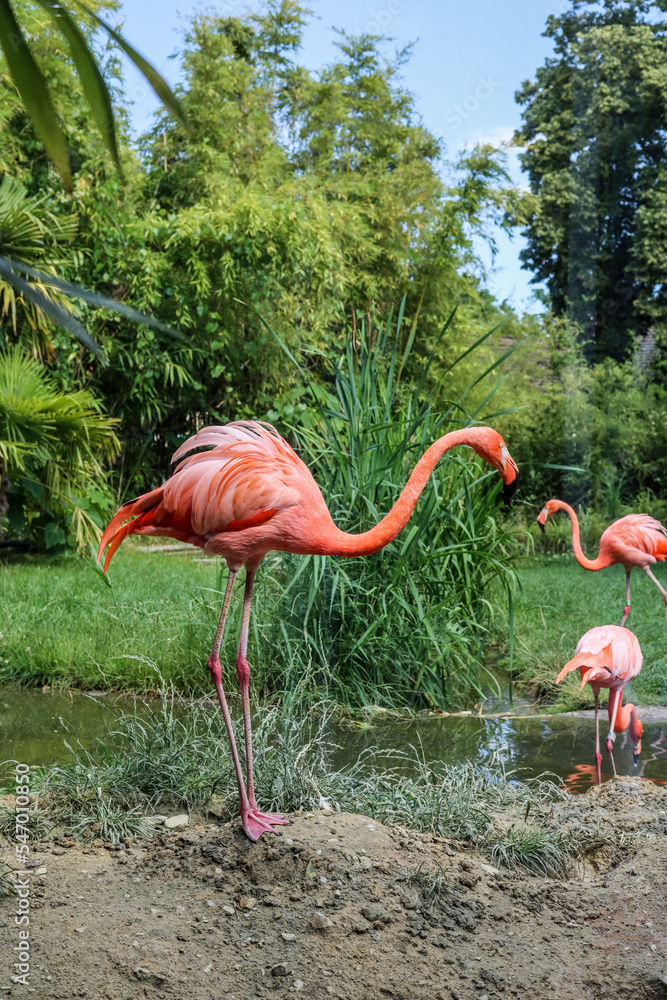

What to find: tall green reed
left=254, top=303, right=520, bottom=710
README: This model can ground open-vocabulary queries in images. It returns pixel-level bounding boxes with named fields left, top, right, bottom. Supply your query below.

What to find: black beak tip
left=538, top=520, right=545, bottom=534
left=633, top=753, right=640, bottom=766
left=503, top=471, right=519, bottom=508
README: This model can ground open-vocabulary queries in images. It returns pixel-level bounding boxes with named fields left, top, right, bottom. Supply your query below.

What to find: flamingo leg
left=594, top=690, right=602, bottom=785
left=621, top=569, right=631, bottom=627
left=644, top=566, right=667, bottom=635
left=606, top=689, right=621, bottom=778
left=206, top=569, right=253, bottom=820
left=236, top=570, right=290, bottom=840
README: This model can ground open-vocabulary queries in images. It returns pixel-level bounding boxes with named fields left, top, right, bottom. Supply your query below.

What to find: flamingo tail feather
left=97, top=488, right=163, bottom=571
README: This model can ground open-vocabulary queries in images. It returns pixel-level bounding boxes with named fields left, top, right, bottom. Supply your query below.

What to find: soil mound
left=1, top=778, right=666, bottom=999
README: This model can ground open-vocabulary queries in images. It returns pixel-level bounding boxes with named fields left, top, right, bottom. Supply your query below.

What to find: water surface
left=2, top=687, right=666, bottom=792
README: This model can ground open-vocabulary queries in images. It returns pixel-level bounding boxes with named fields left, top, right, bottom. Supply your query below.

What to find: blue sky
left=118, top=0, right=567, bottom=312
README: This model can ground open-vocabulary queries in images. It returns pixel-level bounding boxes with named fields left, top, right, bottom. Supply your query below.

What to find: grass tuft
left=490, top=824, right=570, bottom=878
left=66, top=799, right=149, bottom=845
left=0, top=862, right=16, bottom=897
left=0, top=803, right=51, bottom=841
left=393, top=859, right=460, bottom=909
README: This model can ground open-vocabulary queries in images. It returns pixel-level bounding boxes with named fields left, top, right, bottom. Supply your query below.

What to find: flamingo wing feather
left=603, top=514, right=667, bottom=563
left=98, top=421, right=316, bottom=570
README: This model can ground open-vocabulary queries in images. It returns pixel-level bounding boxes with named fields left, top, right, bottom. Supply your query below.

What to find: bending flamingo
left=537, top=500, right=667, bottom=629
left=556, top=624, right=643, bottom=785
left=98, top=421, right=519, bottom=840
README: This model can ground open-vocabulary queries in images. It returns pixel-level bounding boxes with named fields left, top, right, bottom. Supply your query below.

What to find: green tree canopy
left=515, top=0, right=667, bottom=363
left=57, top=2, right=522, bottom=494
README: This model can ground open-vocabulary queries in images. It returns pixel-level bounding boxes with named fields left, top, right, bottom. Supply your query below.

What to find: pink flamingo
left=556, top=624, right=643, bottom=785
left=98, top=421, right=519, bottom=840
left=537, top=501, right=667, bottom=628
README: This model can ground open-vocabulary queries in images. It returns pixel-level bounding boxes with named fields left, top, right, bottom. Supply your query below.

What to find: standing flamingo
left=537, top=500, right=667, bottom=629
left=98, top=421, right=519, bottom=840
left=556, top=624, right=643, bottom=785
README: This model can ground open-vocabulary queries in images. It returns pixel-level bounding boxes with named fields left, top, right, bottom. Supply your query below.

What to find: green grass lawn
left=0, top=544, right=248, bottom=695
left=510, top=555, right=667, bottom=709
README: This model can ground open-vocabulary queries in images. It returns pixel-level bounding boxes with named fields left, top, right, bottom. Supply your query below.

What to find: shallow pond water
left=2, top=686, right=666, bottom=792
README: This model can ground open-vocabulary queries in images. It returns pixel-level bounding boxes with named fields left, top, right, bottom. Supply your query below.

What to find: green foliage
left=0, top=174, right=80, bottom=350
left=515, top=0, right=667, bottom=363
left=50, top=2, right=520, bottom=494
left=497, top=318, right=667, bottom=508
left=0, top=310, right=519, bottom=711
left=0, top=344, right=119, bottom=551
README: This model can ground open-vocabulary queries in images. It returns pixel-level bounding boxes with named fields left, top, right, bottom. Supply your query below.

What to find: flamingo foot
left=595, top=750, right=602, bottom=785
left=251, top=809, right=291, bottom=826
left=240, top=804, right=292, bottom=841
left=240, top=806, right=288, bottom=841
left=621, top=604, right=630, bottom=627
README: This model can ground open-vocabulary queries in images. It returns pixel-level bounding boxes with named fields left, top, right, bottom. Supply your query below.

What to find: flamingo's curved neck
left=552, top=500, right=609, bottom=571
left=320, top=428, right=494, bottom=558
left=607, top=689, right=642, bottom=744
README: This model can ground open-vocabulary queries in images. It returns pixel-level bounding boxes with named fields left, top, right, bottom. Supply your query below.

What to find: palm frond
left=0, top=0, right=186, bottom=184
left=0, top=345, right=119, bottom=551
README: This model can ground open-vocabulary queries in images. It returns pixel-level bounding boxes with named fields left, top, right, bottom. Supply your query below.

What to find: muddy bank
left=560, top=707, right=667, bottom=722
left=1, top=778, right=666, bottom=1000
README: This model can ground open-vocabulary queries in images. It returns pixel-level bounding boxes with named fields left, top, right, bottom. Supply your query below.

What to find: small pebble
left=164, top=814, right=189, bottom=830
left=310, top=911, right=332, bottom=931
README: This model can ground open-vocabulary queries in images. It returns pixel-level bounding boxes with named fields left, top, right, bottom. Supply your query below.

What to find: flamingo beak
left=537, top=507, right=548, bottom=533
left=502, top=463, right=519, bottom=507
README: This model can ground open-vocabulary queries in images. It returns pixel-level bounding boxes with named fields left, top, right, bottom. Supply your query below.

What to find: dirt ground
left=1, top=777, right=666, bottom=1000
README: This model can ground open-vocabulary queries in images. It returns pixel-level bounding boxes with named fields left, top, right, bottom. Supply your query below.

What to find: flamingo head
left=472, top=429, right=519, bottom=506
left=536, top=499, right=559, bottom=533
